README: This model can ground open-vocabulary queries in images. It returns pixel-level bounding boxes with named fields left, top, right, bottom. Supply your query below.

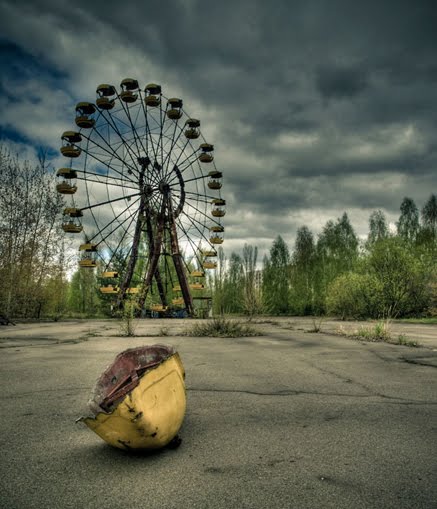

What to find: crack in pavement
left=187, top=387, right=437, bottom=405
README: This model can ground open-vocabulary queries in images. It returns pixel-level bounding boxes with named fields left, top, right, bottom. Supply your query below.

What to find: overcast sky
left=1, top=0, right=436, bottom=260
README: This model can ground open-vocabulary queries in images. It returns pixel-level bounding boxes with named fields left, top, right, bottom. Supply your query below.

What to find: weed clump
left=118, top=300, right=138, bottom=337
left=185, top=317, right=261, bottom=338
left=356, top=321, right=391, bottom=342
left=353, top=321, right=420, bottom=347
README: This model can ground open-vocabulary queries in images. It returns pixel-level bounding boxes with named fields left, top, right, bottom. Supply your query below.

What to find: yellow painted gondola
left=79, top=259, right=97, bottom=268
left=120, top=78, right=138, bottom=103
left=62, top=222, right=83, bottom=233
left=167, top=98, right=183, bottom=119
left=56, top=182, right=77, bottom=194
left=102, top=271, right=118, bottom=278
left=172, top=297, right=184, bottom=306
left=151, top=304, right=167, bottom=312
left=184, top=118, right=200, bottom=139
left=208, top=170, right=222, bottom=189
left=75, top=102, right=96, bottom=128
left=199, top=143, right=214, bottom=163
left=191, top=270, right=205, bottom=277
left=99, top=285, right=120, bottom=294
left=189, top=283, right=205, bottom=290
left=61, top=131, right=82, bottom=158
left=78, top=345, right=186, bottom=450
left=62, top=207, right=83, bottom=232
left=126, top=288, right=140, bottom=294
left=210, top=225, right=224, bottom=244
left=202, top=249, right=217, bottom=257
left=203, top=260, right=217, bottom=269
left=96, top=84, right=116, bottom=110
left=144, top=83, right=161, bottom=107
left=79, top=243, right=98, bottom=269
left=211, top=198, right=226, bottom=217
left=56, top=168, right=78, bottom=194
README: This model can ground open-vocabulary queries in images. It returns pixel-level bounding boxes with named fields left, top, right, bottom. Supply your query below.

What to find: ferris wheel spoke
left=88, top=196, right=141, bottom=245
left=177, top=222, right=205, bottom=269
left=161, top=119, right=186, bottom=179
left=80, top=132, right=139, bottom=180
left=104, top=222, right=137, bottom=271
left=80, top=192, right=142, bottom=212
left=96, top=110, right=144, bottom=178
left=175, top=206, right=215, bottom=248
left=114, top=92, right=148, bottom=161
left=79, top=144, right=139, bottom=185
left=86, top=112, right=141, bottom=177
left=177, top=189, right=220, bottom=203
left=141, top=105, right=161, bottom=172
left=166, top=161, right=201, bottom=188
left=157, top=103, right=167, bottom=171
left=171, top=149, right=201, bottom=177
left=75, top=171, right=139, bottom=190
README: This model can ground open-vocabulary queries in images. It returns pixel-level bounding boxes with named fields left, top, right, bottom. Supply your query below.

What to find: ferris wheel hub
left=158, top=181, right=171, bottom=195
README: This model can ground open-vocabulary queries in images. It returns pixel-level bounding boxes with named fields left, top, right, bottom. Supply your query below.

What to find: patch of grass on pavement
left=353, top=321, right=421, bottom=347
left=185, top=317, right=261, bottom=338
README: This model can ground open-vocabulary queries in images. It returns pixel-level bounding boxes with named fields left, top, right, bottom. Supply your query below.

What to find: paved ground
left=0, top=318, right=436, bottom=508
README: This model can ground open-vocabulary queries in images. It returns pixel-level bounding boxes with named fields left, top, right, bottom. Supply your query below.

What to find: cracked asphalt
left=0, top=318, right=436, bottom=509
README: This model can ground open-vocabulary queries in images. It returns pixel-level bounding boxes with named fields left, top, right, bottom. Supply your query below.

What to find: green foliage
left=185, top=316, right=261, bottom=338
left=367, top=210, right=389, bottom=247
left=326, top=271, right=381, bottom=319
left=313, top=212, right=359, bottom=313
left=289, top=226, right=316, bottom=315
left=242, top=244, right=263, bottom=317
left=397, top=197, right=420, bottom=243
left=68, top=269, right=102, bottom=317
left=262, top=235, right=291, bottom=314
left=210, top=245, right=262, bottom=317
left=396, top=334, right=420, bottom=347
left=366, top=237, right=431, bottom=318
left=421, top=194, right=437, bottom=236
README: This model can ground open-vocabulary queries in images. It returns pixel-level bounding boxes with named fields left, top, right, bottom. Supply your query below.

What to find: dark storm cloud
left=1, top=0, right=436, bottom=256
left=316, top=66, right=369, bottom=100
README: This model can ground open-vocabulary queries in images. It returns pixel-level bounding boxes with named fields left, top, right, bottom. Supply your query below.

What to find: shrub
left=326, top=272, right=380, bottom=319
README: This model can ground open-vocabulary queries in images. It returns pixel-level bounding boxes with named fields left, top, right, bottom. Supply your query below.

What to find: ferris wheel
left=56, top=79, right=225, bottom=316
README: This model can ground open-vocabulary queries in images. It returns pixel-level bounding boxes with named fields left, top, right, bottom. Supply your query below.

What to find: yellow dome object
left=78, top=345, right=186, bottom=450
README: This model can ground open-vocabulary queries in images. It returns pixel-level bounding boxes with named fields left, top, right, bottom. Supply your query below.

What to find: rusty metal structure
left=57, top=80, right=225, bottom=316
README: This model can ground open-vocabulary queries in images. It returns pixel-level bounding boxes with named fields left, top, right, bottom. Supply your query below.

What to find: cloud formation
left=1, top=0, right=436, bottom=258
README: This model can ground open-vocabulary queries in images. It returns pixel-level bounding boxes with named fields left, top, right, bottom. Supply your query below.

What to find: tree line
left=211, top=195, right=436, bottom=319
left=0, top=149, right=435, bottom=320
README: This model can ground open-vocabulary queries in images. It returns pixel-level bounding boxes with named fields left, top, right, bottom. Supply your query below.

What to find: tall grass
left=185, top=317, right=261, bottom=338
